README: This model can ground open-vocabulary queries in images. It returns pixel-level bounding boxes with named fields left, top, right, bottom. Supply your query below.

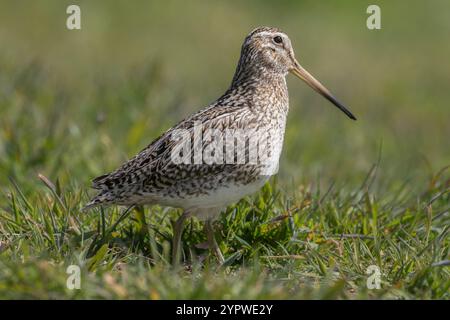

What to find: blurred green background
left=1, top=0, right=449, bottom=193
left=0, top=0, right=449, bottom=300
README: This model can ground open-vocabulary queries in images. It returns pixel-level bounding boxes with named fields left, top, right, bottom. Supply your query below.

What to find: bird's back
left=85, top=76, right=289, bottom=210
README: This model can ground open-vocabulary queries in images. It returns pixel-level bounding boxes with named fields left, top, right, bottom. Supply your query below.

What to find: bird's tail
left=82, top=191, right=114, bottom=212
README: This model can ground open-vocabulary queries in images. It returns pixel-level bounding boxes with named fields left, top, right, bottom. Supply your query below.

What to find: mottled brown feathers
left=84, top=27, right=293, bottom=210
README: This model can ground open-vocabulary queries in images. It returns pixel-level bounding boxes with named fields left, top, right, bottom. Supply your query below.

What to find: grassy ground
left=0, top=1, right=449, bottom=299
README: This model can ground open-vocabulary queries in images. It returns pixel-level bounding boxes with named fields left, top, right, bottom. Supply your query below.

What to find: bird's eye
left=273, top=36, right=283, bottom=44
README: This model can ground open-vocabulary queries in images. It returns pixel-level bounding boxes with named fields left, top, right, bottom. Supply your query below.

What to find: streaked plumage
left=84, top=26, right=356, bottom=263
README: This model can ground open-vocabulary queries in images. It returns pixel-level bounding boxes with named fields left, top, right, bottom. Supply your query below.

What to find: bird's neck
left=231, top=62, right=287, bottom=87
left=228, top=65, right=289, bottom=113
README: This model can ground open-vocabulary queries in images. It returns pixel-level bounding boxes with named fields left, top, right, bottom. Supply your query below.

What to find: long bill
left=290, top=62, right=356, bottom=120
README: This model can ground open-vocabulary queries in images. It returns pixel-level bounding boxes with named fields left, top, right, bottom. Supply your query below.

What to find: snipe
left=84, top=26, right=356, bottom=264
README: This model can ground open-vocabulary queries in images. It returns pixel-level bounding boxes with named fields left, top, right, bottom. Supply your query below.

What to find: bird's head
left=235, top=26, right=356, bottom=120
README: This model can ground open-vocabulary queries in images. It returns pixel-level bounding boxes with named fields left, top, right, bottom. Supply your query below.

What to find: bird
left=84, top=26, right=356, bottom=264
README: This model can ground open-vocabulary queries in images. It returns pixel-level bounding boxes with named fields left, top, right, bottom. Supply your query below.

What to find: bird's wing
left=90, top=103, right=260, bottom=193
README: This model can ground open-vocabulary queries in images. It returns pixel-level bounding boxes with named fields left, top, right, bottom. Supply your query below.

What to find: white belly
left=187, top=177, right=268, bottom=209
left=182, top=177, right=269, bottom=220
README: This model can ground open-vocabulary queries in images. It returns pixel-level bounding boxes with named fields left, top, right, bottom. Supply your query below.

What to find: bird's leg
left=204, top=219, right=225, bottom=264
left=172, top=210, right=191, bottom=265
left=134, top=206, right=148, bottom=234
left=134, top=205, right=148, bottom=252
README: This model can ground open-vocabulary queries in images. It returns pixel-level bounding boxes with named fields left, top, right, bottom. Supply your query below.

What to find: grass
left=0, top=1, right=449, bottom=299
left=0, top=169, right=448, bottom=299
